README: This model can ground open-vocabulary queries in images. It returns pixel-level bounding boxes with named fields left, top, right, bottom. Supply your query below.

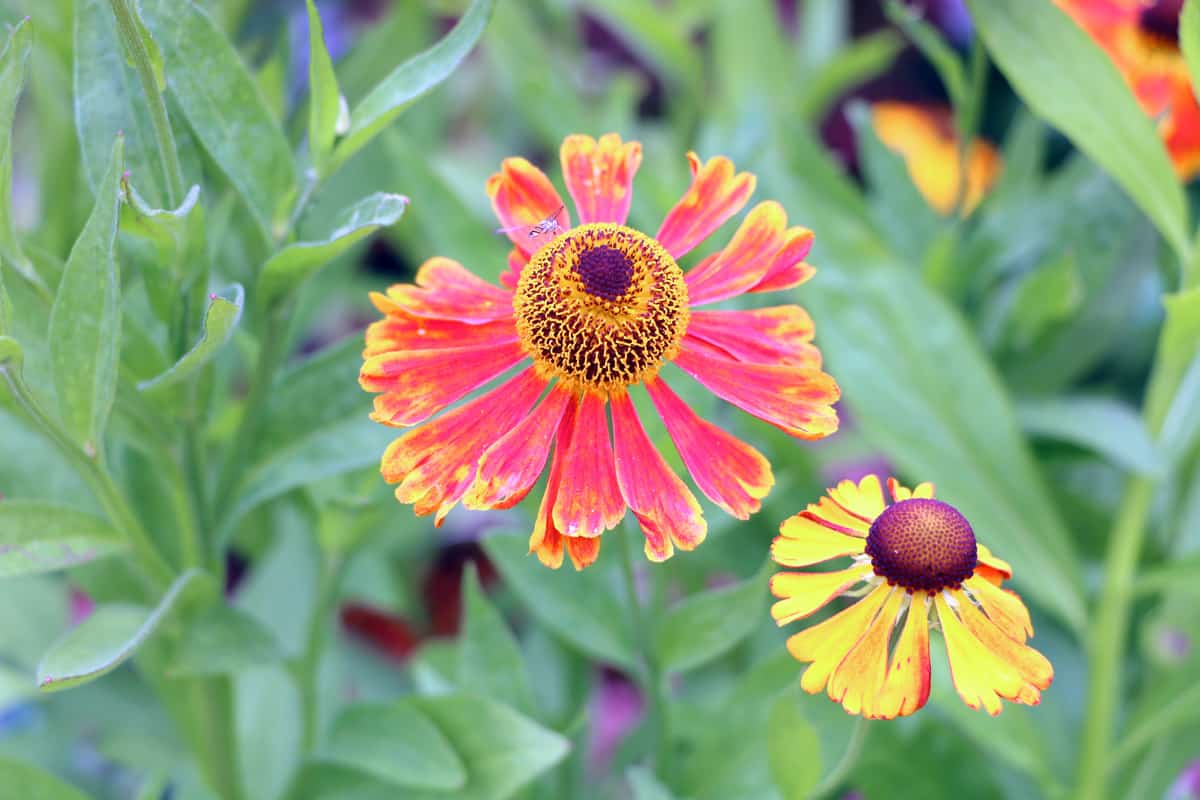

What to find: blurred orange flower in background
left=360, top=134, right=840, bottom=570
left=870, top=101, right=1003, bottom=216
left=770, top=475, right=1053, bottom=719
left=1057, top=0, right=1200, bottom=179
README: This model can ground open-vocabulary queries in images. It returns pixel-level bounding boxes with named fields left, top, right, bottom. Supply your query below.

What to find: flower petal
left=486, top=157, right=570, bottom=257
left=552, top=392, right=624, bottom=538
left=466, top=384, right=573, bottom=510
left=806, top=496, right=872, bottom=535
left=785, top=583, right=892, bottom=696
left=383, top=257, right=514, bottom=323
left=769, top=563, right=873, bottom=625
left=674, top=340, right=840, bottom=440
left=644, top=376, right=773, bottom=520
left=829, top=475, right=887, bottom=522
left=361, top=340, right=525, bottom=427
left=500, top=248, right=528, bottom=290
left=611, top=389, right=707, bottom=561
left=364, top=311, right=517, bottom=358
left=560, top=133, right=643, bottom=225
left=955, top=591, right=1052, bottom=692
left=656, top=153, right=756, bottom=259
left=772, top=512, right=867, bottom=567
left=565, top=535, right=602, bottom=571
left=975, top=542, right=1013, bottom=585
left=748, top=226, right=815, bottom=294
left=875, top=594, right=932, bottom=719
left=528, top=399, right=575, bottom=569
left=379, top=369, right=547, bottom=524
left=965, top=575, right=1034, bottom=643
left=828, top=587, right=905, bottom=716
left=685, top=307, right=820, bottom=368
left=682, top=201, right=790, bottom=304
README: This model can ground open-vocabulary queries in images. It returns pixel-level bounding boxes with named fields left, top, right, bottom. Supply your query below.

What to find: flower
left=870, top=101, right=1002, bottom=215
left=1057, top=0, right=1200, bottom=179
left=769, top=474, right=1052, bottom=718
left=360, top=133, right=840, bottom=570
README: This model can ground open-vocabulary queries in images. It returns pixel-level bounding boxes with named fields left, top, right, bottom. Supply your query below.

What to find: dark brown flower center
left=865, top=498, right=977, bottom=594
left=577, top=245, right=634, bottom=301
left=1140, top=0, right=1181, bottom=45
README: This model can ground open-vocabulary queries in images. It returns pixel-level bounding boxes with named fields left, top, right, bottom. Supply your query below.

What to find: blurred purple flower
left=588, top=669, right=644, bottom=774
left=1168, top=760, right=1200, bottom=799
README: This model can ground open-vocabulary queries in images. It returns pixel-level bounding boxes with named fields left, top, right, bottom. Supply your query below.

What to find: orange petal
left=560, top=133, right=643, bottom=225
left=644, top=376, right=773, bottom=520
left=500, top=248, right=528, bottom=290
left=828, top=476, right=886, bottom=522
left=828, top=587, right=905, bottom=716
left=685, top=306, right=819, bottom=368
left=379, top=369, right=546, bottom=524
left=552, top=392, right=625, bottom=539
left=530, top=523, right=565, bottom=569
left=785, top=583, right=892, bottom=696
left=486, top=157, right=570, bottom=257
left=363, top=312, right=517, bottom=358
left=975, top=542, right=1013, bottom=585
left=772, top=512, right=866, bottom=567
left=682, top=201, right=789, bottom=304
left=674, top=340, right=840, bottom=440
left=655, top=152, right=756, bottom=258
left=361, top=340, right=525, bottom=427
left=769, top=563, right=873, bottom=625
left=565, top=535, right=601, bottom=571
left=385, top=257, right=514, bottom=323
left=875, top=594, right=932, bottom=719
left=611, top=389, right=706, bottom=561
left=749, top=227, right=815, bottom=294
left=528, top=400, right=574, bottom=569
left=887, top=477, right=911, bottom=502
left=466, top=384, right=573, bottom=510
left=965, top=575, right=1033, bottom=643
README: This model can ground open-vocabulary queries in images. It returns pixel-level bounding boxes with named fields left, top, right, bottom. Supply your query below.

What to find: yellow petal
left=829, top=475, right=886, bottom=521
left=965, top=574, right=1033, bottom=642
left=875, top=594, right=932, bottom=719
left=769, top=564, right=873, bottom=625
left=786, top=583, right=892, bottom=695
left=772, top=513, right=866, bottom=567
left=828, top=587, right=905, bottom=716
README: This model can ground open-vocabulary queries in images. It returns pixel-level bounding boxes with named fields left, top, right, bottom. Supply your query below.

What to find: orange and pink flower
left=360, top=133, right=840, bottom=569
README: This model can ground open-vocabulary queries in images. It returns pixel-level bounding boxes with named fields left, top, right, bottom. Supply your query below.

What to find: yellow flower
left=770, top=474, right=1052, bottom=718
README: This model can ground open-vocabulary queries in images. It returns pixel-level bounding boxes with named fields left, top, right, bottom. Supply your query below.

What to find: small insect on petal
left=495, top=204, right=565, bottom=239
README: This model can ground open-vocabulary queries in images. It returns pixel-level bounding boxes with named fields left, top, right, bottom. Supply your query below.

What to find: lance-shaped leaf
left=257, top=192, right=407, bottom=307
left=306, top=0, right=342, bottom=171
left=458, top=564, right=536, bottom=714
left=1017, top=396, right=1162, bottom=477
left=966, top=0, right=1190, bottom=260
left=140, top=0, right=296, bottom=239
left=1183, top=1, right=1200, bottom=109
left=138, top=284, right=243, bottom=394
left=0, top=17, right=41, bottom=291
left=320, top=701, right=466, bottom=791
left=119, top=179, right=201, bottom=262
left=329, top=0, right=494, bottom=173
left=37, top=569, right=205, bottom=692
left=655, top=560, right=770, bottom=673
left=47, top=135, right=124, bottom=449
left=0, top=757, right=92, bottom=800
left=0, top=500, right=127, bottom=577
left=169, top=605, right=284, bottom=677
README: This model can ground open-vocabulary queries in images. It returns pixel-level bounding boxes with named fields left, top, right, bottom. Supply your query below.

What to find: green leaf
left=306, top=0, right=342, bottom=171
left=138, top=284, right=243, bottom=394
left=236, top=665, right=302, bottom=800
left=0, top=17, right=32, bottom=275
left=0, top=500, right=126, bottom=577
left=330, top=0, right=494, bottom=173
left=965, top=0, right=1189, bottom=261
left=169, top=605, right=284, bottom=677
left=1152, top=288, right=1200, bottom=448
left=119, top=180, right=201, bottom=260
left=1017, top=396, right=1162, bottom=477
left=260, top=335, right=363, bottom=452
left=797, top=30, right=903, bottom=122
left=458, top=564, right=536, bottom=714
left=1182, top=0, right=1200, bottom=107
left=1000, top=253, right=1084, bottom=350
left=766, top=690, right=822, bottom=800
left=581, top=0, right=703, bottom=97
left=654, top=560, right=769, bottom=673
left=258, top=192, right=407, bottom=307
left=47, top=135, right=124, bottom=448
left=320, top=701, right=467, bottom=791
left=626, top=767, right=676, bottom=800
left=883, top=0, right=966, bottom=109
left=482, top=532, right=636, bottom=671
left=139, top=0, right=296, bottom=238
left=806, top=268, right=1086, bottom=632
left=0, top=757, right=94, bottom=800
left=37, top=569, right=205, bottom=692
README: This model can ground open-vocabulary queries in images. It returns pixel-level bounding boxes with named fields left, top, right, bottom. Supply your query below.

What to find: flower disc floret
left=865, top=498, right=977, bottom=593
left=514, top=223, right=690, bottom=392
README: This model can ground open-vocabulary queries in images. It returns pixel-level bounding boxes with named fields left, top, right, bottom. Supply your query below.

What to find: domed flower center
left=864, top=498, right=977, bottom=594
left=514, top=223, right=689, bottom=392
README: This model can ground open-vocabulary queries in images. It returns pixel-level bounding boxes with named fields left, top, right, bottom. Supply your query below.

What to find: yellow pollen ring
left=514, top=223, right=690, bottom=394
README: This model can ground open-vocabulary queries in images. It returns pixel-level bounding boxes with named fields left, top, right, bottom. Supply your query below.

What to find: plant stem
left=617, top=526, right=671, bottom=780
left=296, top=555, right=345, bottom=752
left=188, top=677, right=244, bottom=800
left=107, top=0, right=185, bottom=206
left=1, top=363, right=174, bottom=590
left=812, top=715, right=868, bottom=799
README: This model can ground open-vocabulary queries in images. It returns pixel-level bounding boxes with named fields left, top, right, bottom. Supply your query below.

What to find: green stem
left=107, top=0, right=185, bottom=206
left=812, top=716, right=868, bottom=799
left=187, top=677, right=244, bottom=800
left=1, top=364, right=174, bottom=590
left=295, top=555, right=345, bottom=752
left=617, top=526, right=670, bottom=780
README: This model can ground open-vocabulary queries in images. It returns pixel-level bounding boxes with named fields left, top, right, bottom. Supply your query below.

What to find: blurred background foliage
left=1, top=0, right=1199, bottom=799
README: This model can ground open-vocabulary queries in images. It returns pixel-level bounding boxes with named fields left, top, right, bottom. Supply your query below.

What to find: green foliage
left=0, top=500, right=126, bottom=577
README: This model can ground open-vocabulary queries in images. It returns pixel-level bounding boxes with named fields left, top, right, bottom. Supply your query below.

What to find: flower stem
left=812, top=715, right=868, bottom=799
left=296, top=555, right=344, bottom=752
